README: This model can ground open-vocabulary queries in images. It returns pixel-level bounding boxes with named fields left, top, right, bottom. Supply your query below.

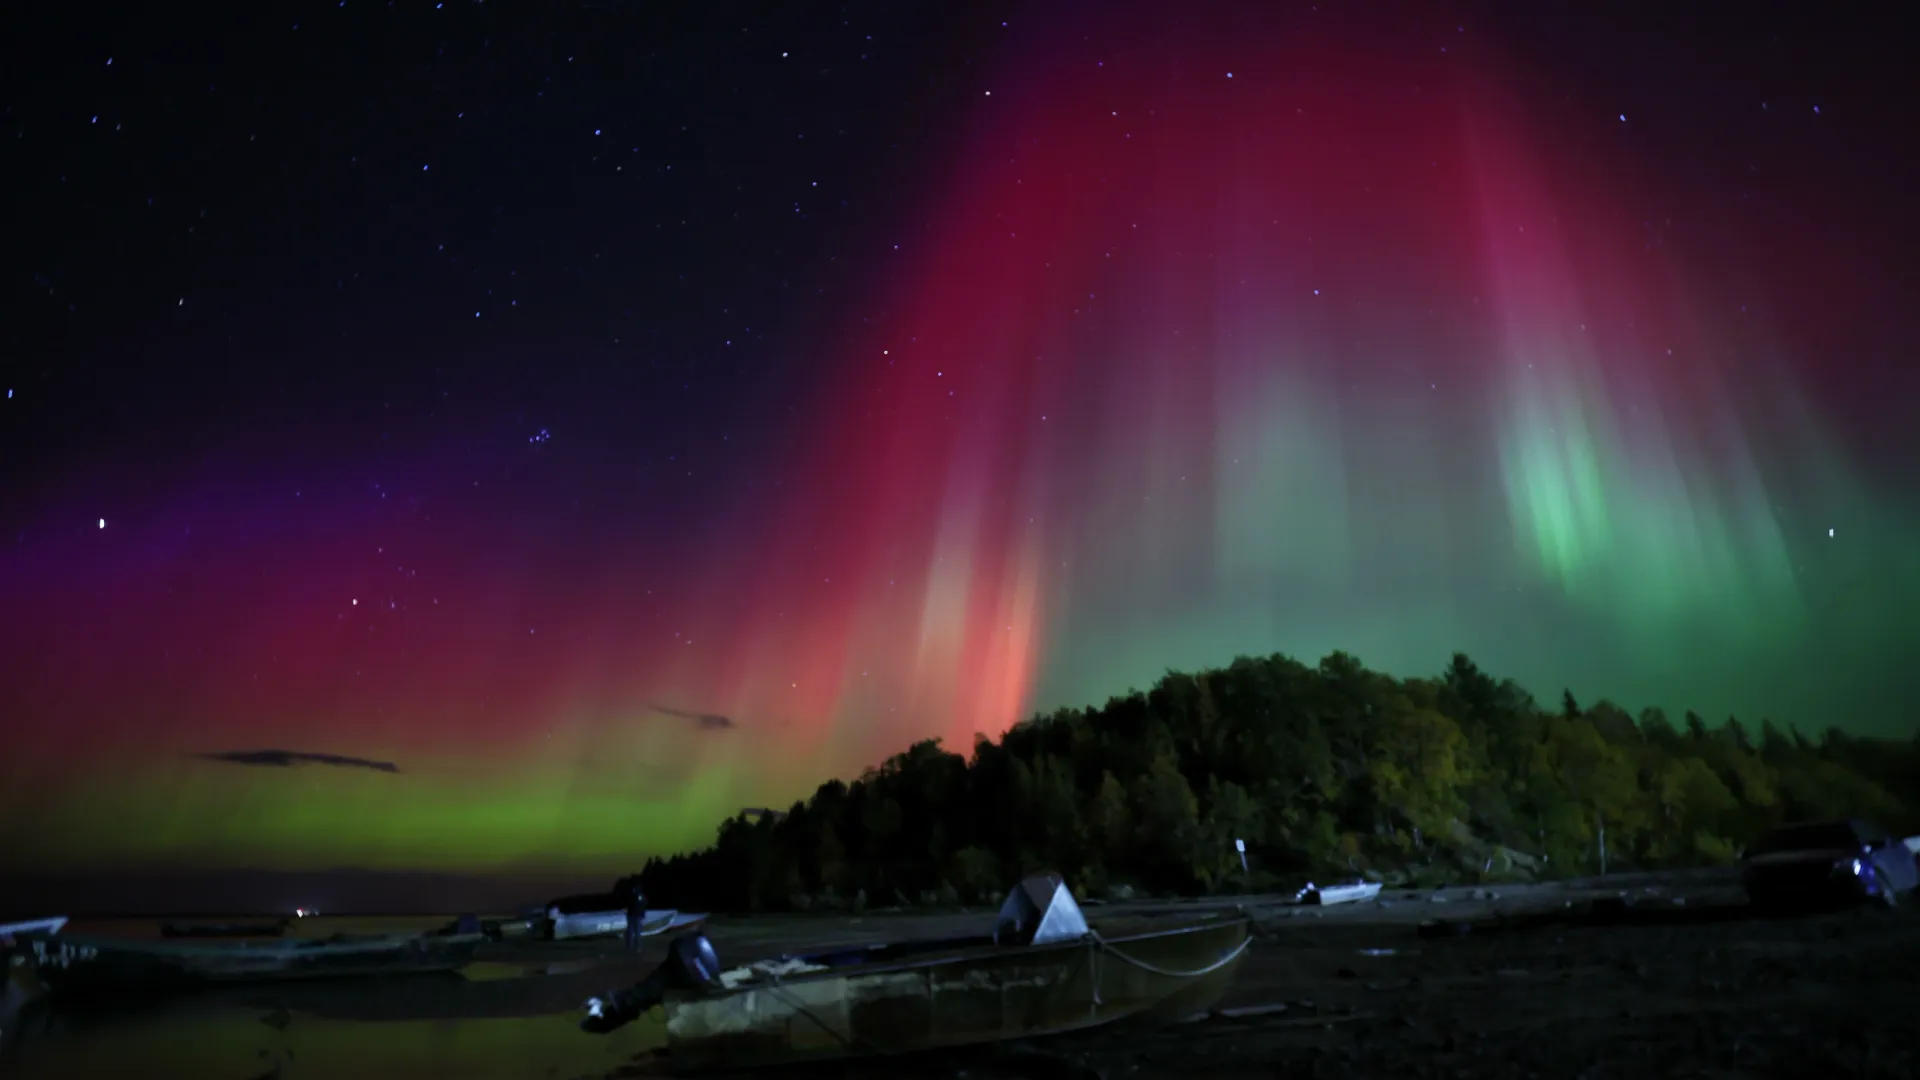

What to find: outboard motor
left=580, top=932, right=722, bottom=1034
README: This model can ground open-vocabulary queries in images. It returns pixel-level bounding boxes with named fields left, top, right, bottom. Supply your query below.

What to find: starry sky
left=3, top=2, right=1917, bottom=879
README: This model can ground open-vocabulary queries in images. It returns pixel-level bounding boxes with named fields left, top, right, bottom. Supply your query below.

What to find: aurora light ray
left=1466, top=99, right=1808, bottom=646
left=2, top=26, right=1912, bottom=875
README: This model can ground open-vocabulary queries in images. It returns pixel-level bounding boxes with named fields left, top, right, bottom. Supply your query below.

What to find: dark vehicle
left=1741, top=819, right=1919, bottom=911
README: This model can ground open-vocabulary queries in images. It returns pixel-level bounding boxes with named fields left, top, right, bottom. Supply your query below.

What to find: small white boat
left=547, top=906, right=706, bottom=942
left=1296, top=881, right=1383, bottom=906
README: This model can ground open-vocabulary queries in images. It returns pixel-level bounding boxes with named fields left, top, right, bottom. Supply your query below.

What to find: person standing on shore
left=622, top=883, right=647, bottom=953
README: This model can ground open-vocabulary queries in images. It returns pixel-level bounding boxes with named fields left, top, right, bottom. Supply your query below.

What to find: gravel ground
left=925, top=898, right=1920, bottom=1080
left=598, top=870, right=1920, bottom=1080
left=10, top=870, right=1917, bottom=1079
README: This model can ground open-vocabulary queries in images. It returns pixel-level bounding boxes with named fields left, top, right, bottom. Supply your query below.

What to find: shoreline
left=7, top=863, right=1744, bottom=924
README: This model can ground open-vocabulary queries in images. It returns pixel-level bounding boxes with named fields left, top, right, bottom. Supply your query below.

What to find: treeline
left=638, top=652, right=1920, bottom=912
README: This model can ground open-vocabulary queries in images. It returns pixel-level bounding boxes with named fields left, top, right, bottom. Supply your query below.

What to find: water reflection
left=8, top=997, right=664, bottom=1079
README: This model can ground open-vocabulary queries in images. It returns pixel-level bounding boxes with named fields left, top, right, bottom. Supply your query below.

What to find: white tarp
left=993, top=872, right=1089, bottom=946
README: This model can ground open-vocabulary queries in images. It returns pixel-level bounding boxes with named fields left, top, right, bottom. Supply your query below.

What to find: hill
left=638, top=651, right=1920, bottom=912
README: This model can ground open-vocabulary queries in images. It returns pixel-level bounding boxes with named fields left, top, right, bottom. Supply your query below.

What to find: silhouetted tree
left=633, top=650, right=1920, bottom=911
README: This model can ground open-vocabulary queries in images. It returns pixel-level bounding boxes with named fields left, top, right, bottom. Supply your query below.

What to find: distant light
left=1226, top=72, right=1234, bottom=78
left=98, top=518, right=106, bottom=529
left=1828, top=528, right=1835, bottom=538
left=1619, top=114, right=1627, bottom=122
left=352, top=598, right=358, bottom=605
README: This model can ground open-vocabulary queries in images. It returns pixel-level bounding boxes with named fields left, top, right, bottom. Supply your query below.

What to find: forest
left=637, top=651, right=1920, bottom=913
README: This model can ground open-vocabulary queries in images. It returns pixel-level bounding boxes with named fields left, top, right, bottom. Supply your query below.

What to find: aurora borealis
left=4, top=5, right=1916, bottom=883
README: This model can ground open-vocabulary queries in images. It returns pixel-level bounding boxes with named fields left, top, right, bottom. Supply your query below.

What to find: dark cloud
left=650, top=705, right=736, bottom=730
left=196, top=749, right=401, bottom=773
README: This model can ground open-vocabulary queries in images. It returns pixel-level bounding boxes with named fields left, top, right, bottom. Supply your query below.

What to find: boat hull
left=663, top=916, right=1250, bottom=1073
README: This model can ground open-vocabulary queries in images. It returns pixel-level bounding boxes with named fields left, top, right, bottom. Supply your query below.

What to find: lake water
left=3, top=916, right=668, bottom=1080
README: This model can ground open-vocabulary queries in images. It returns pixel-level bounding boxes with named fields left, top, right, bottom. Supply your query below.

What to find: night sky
left=4, top=3, right=1917, bottom=879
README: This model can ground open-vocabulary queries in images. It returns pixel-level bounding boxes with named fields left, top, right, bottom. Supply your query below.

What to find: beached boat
left=1295, top=880, right=1382, bottom=906
left=545, top=897, right=706, bottom=942
left=471, top=914, right=541, bottom=941
left=582, top=873, right=1252, bottom=1074
left=15, top=929, right=486, bottom=996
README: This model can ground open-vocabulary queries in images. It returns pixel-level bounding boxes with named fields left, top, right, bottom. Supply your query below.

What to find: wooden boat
left=160, top=919, right=290, bottom=939
left=583, top=873, right=1251, bottom=1074
left=15, top=929, right=486, bottom=996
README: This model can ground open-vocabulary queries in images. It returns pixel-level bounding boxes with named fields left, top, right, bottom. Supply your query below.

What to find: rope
left=1086, top=931, right=1252, bottom=979
left=1088, top=938, right=1104, bottom=1011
